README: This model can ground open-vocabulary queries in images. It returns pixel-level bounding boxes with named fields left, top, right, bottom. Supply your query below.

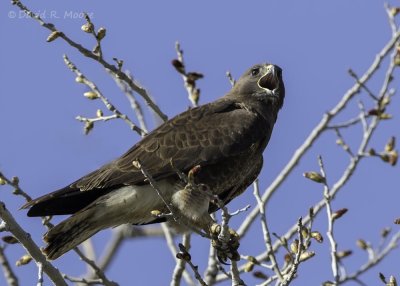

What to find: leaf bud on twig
left=2, top=235, right=19, bottom=244
left=171, top=59, right=185, bottom=74
left=381, top=227, right=391, bottom=238
left=388, top=275, right=398, bottom=286
left=243, top=262, right=254, bottom=272
left=81, top=22, right=94, bottom=33
left=84, top=121, right=94, bottom=135
left=336, top=250, right=352, bottom=259
left=96, top=27, right=106, bottom=40
left=253, top=271, right=268, bottom=280
left=75, top=76, right=84, bottom=83
left=290, top=239, right=299, bottom=253
left=16, top=254, right=32, bottom=266
left=303, top=171, right=326, bottom=183
left=83, top=91, right=99, bottom=100
left=310, top=231, right=323, bottom=243
left=46, top=31, right=61, bottom=42
left=299, top=251, right=315, bottom=262
left=332, top=208, right=348, bottom=220
left=356, top=239, right=369, bottom=250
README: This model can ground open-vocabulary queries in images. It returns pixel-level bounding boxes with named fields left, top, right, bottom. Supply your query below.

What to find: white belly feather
left=99, top=179, right=178, bottom=225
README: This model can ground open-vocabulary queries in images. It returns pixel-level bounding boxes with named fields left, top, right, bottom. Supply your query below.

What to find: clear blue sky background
left=1, top=1, right=400, bottom=285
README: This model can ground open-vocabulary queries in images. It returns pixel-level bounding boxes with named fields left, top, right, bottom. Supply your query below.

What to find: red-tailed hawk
left=22, top=63, right=285, bottom=260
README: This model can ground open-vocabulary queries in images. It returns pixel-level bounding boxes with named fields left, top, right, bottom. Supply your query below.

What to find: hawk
left=22, top=63, right=285, bottom=260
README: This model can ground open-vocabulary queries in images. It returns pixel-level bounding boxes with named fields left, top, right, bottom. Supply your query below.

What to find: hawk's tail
left=43, top=209, right=101, bottom=260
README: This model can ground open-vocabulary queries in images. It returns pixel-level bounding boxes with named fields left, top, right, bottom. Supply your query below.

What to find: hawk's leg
left=171, top=166, right=241, bottom=263
left=170, top=167, right=215, bottom=232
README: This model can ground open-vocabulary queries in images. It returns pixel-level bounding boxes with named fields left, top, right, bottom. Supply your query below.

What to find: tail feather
left=21, top=187, right=113, bottom=217
left=43, top=210, right=101, bottom=260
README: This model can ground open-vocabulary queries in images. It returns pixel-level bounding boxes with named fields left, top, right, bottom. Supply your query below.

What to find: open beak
left=257, top=65, right=279, bottom=92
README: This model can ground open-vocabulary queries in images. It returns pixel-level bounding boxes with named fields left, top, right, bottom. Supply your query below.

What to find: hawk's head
left=230, top=63, right=285, bottom=110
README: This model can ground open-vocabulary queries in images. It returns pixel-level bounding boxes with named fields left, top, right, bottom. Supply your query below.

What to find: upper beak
left=257, top=65, right=279, bottom=91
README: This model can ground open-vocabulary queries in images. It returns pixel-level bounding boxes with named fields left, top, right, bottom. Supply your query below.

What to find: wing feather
left=23, top=98, right=269, bottom=216
left=74, top=99, right=265, bottom=190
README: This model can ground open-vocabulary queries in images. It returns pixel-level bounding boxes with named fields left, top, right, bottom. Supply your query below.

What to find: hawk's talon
left=209, top=223, right=241, bottom=264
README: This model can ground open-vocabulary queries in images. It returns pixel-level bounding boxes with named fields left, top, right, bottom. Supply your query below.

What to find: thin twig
left=357, top=101, right=368, bottom=134
left=170, top=233, right=191, bottom=286
left=279, top=218, right=304, bottom=286
left=0, top=245, right=18, bottom=286
left=186, top=259, right=208, bottom=286
left=334, top=128, right=354, bottom=157
left=76, top=114, right=118, bottom=124
left=253, top=180, right=283, bottom=282
left=161, top=224, right=196, bottom=286
left=230, top=260, right=245, bottom=286
left=82, top=239, right=97, bottom=277
left=319, top=156, right=340, bottom=283
left=95, top=225, right=165, bottom=273
left=63, top=274, right=104, bottom=285
left=37, top=262, right=43, bottom=286
left=113, top=73, right=148, bottom=134
left=63, top=55, right=147, bottom=137
left=95, top=228, right=125, bottom=274
left=226, top=71, right=236, bottom=87
left=385, top=3, right=398, bottom=35
left=204, top=239, right=219, bottom=286
left=175, top=42, right=201, bottom=107
left=74, top=248, right=118, bottom=286
left=348, top=69, right=379, bottom=101
left=0, top=172, right=32, bottom=203
left=230, top=205, right=251, bottom=217
left=327, top=116, right=364, bottom=129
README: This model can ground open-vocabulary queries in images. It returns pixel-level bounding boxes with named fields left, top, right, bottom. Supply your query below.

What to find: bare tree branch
left=204, top=220, right=219, bottom=286
left=0, top=202, right=67, bottom=286
left=5, top=2, right=400, bottom=286
left=73, top=248, right=117, bottom=286
left=0, top=172, right=31, bottom=203
left=173, top=42, right=203, bottom=107
left=237, top=27, right=400, bottom=238
left=162, top=224, right=196, bottom=286
left=11, top=0, right=168, bottom=122
left=279, top=218, right=304, bottom=286
left=170, top=233, right=191, bottom=286
left=218, top=9, right=400, bottom=282
left=112, top=73, right=149, bottom=134
left=253, top=180, right=283, bottom=282
left=63, top=55, right=147, bottom=137
left=319, top=156, right=340, bottom=283
left=338, top=231, right=400, bottom=284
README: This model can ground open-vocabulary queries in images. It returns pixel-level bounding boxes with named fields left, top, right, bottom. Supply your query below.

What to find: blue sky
left=1, top=1, right=399, bottom=285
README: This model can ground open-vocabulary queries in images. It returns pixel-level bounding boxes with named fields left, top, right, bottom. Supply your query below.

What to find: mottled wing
left=23, top=98, right=266, bottom=216
left=74, top=99, right=265, bottom=189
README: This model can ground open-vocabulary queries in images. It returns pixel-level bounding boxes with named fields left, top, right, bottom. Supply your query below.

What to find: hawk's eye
left=251, top=68, right=260, bottom=76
